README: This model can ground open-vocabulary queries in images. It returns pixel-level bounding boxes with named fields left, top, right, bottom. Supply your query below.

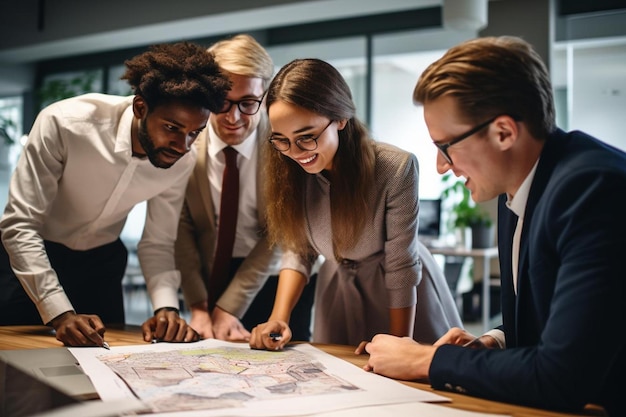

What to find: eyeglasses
left=218, top=91, right=267, bottom=116
left=268, top=120, right=334, bottom=152
left=434, top=116, right=497, bottom=165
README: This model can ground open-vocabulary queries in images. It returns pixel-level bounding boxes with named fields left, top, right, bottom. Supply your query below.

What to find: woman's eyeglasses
left=268, top=120, right=334, bottom=152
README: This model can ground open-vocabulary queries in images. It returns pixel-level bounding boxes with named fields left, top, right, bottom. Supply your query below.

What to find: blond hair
left=208, top=34, right=274, bottom=90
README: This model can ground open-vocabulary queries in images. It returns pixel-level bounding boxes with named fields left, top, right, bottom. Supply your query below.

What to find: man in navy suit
left=357, top=36, right=625, bottom=416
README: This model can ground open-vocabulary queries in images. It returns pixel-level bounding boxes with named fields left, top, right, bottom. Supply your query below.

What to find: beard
left=137, top=120, right=184, bottom=169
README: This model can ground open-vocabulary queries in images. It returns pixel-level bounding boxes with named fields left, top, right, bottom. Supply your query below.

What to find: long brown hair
left=264, top=58, right=375, bottom=258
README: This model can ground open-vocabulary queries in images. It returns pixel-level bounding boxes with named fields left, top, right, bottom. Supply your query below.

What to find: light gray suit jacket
left=175, top=122, right=281, bottom=318
left=280, top=142, right=461, bottom=344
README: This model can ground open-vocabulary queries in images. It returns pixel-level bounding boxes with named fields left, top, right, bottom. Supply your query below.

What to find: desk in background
left=0, top=325, right=606, bottom=417
left=428, top=246, right=499, bottom=332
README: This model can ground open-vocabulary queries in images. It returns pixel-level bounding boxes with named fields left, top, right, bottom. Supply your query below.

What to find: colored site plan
left=97, top=344, right=359, bottom=413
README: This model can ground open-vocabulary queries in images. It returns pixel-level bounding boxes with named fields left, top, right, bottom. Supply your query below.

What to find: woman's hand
left=249, top=320, right=291, bottom=350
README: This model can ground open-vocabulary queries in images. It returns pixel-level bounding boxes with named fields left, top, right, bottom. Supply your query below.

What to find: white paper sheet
left=70, top=340, right=449, bottom=417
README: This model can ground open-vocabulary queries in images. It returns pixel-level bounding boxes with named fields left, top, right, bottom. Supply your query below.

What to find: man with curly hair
left=0, top=42, right=231, bottom=347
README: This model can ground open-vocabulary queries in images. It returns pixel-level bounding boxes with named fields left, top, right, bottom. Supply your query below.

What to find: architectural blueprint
left=71, top=340, right=448, bottom=417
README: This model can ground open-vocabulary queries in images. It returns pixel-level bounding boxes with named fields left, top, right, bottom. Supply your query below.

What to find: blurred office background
left=0, top=0, right=624, bottom=327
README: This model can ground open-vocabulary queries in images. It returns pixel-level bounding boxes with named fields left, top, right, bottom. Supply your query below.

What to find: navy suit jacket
left=429, top=129, right=626, bottom=416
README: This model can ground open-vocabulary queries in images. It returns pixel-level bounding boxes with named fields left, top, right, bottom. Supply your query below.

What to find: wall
left=481, top=0, right=550, bottom=64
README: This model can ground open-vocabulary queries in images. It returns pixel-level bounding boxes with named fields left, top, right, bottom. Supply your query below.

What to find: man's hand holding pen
left=433, top=327, right=499, bottom=349
left=141, top=306, right=200, bottom=343
left=50, top=310, right=109, bottom=348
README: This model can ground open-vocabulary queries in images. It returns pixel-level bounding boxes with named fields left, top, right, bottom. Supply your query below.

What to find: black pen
left=269, top=332, right=282, bottom=342
left=462, top=337, right=481, bottom=348
left=102, top=341, right=110, bottom=350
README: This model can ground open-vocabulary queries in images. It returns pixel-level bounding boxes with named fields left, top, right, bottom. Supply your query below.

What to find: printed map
left=96, top=345, right=360, bottom=413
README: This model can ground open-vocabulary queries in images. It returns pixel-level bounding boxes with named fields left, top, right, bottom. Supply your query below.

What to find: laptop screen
left=418, top=199, right=442, bottom=240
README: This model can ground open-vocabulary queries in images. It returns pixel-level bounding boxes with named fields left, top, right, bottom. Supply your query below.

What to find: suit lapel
left=498, top=194, right=518, bottom=346
left=186, top=130, right=215, bottom=232
left=514, top=130, right=564, bottom=343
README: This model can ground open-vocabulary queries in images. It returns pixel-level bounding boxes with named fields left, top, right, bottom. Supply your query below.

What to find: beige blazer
left=175, top=122, right=281, bottom=318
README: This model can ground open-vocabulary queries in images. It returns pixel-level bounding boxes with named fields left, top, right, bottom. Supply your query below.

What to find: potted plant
left=0, top=116, right=16, bottom=146
left=0, top=115, right=17, bottom=169
left=38, top=70, right=99, bottom=110
left=441, top=173, right=494, bottom=248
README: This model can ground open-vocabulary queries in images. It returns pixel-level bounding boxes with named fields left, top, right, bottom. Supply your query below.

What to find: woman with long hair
left=249, top=58, right=460, bottom=349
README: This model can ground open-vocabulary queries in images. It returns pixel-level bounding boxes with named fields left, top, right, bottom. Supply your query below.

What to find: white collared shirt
left=485, top=159, right=539, bottom=348
left=207, top=124, right=260, bottom=258
left=0, top=93, right=196, bottom=323
left=506, top=160, right=539, bottom=294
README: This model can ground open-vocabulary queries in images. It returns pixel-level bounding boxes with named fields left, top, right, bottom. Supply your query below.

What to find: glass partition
left=552, top=39, right=626, bottom=151
left=267, top=37, right=368, bottom=122
left=371, top=28, right=478, bottom=200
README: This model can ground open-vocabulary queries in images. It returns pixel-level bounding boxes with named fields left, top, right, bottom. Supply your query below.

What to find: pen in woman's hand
left=269, top=332, right=282, bottom=342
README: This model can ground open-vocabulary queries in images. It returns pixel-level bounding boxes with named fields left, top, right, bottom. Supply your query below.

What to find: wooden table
left=0, top=325, right=606, bottom=417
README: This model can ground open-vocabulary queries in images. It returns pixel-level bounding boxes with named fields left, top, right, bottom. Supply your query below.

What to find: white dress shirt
left=206, top=124, right=259, bottom=258
left=506, top=160, right=539, bottom=294
left=0, top=93, right=196, bottom=323
left=485, top=160, right=539, bottom=348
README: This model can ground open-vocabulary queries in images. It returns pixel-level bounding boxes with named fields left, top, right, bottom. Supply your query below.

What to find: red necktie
left=208, top=147, right=239, bottom=310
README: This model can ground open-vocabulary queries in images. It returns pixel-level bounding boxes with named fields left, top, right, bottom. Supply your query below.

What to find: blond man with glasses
left=175, top=34, right=315, bottom=342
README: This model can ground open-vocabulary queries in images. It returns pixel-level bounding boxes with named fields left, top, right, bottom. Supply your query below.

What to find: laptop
left=0, top=353, right=79, bottom=417
left=0, top=347, right=98, bottom=400
left=0, top=350, right=147, bottom=417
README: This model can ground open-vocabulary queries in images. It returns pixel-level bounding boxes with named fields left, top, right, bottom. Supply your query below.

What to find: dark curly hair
left=121, top=41, right=231, bottom=113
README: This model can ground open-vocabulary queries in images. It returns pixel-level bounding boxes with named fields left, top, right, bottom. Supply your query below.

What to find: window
left=39, top=69, right=103, bottom=109
left=0, top=95, right=23, bottom=209
left=552, top=40, right=626, bottom=151
left=267, top=36, right=368, bottom=122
